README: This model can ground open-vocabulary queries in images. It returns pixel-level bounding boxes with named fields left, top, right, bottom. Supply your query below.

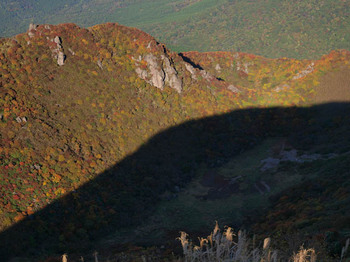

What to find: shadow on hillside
left=1, top=103, right=350, bottom=260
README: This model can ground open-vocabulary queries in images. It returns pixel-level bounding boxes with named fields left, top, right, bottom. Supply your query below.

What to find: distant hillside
left=0, top=23, right=350, bottom=260
left=1, top=0, right=349, bottom=59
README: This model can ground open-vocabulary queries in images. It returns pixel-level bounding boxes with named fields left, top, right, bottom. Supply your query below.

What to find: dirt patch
left=315, top=67, right=350, bottom=103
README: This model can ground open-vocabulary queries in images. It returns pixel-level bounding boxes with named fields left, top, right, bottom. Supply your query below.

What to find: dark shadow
left=1, top=103, right=350, bottom=260
left=179, top=53, right=204, bottom=70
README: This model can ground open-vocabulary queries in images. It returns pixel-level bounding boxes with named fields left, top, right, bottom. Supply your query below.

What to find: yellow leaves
left=52, top=174, right=62, bottom=183
left=91, top=71, right=98, bottom=76
left=82, top=39, right=88, bottom=45
left=89, top=161, right=97, bottom=168
left=96, top=153, right=102, bottom=159
left=77, top=99, right=83, bottom=105
left=54, top=188, right=66, bottom=196
left=41, top=54, right=49, bottom=60
left=99, top=118, right=106, bottom=125
left=86, top=123, right=93, bottom=130
left=58, top=154, right=65, bottom=162
left=3, top=108, right=10, bottom=119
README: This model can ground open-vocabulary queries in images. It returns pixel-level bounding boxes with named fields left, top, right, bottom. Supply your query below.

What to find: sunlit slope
left=0, top=22, right=350, bottom=258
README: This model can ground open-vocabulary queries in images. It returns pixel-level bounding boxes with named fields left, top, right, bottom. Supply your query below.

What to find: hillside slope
left=0, top=23, right=350, bottom=260
left=1, top=0, right=349, bottom=59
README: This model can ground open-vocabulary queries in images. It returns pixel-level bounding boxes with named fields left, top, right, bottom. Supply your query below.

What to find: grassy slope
left=0, top=23, right=350, bottom=259
left=1, top=0, right=349, bottom=59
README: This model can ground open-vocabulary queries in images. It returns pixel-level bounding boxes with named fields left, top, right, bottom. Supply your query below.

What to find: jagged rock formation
left=28, top=23, right=38, bottom=38
left=184, top=63, right=197, bottom=80
left=293, top=63, right=315, bottom=80
left=227, top=85, right=240, bottom=93
left=134, top=53, right=182, bottom=93
left=200, top=69, right=214, bottom=81
left=161, top=55, right=182, bottom=93
left=51, top=35, right=66, bottom=66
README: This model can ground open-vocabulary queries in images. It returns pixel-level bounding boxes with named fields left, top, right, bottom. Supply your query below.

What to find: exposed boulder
left=227, top=85, right=241, bottom=93
left=68, top=48, right=75, bottom=56
left=161, top=55, right=182, bottom=93
left=49, top=35, right=66, bottom=66
left=274, top=84, right=290, bottom=92
left=97, top=59, right=103, bottom=69
left=28, top=23, right=38, bottom=38
left=54, top=36, right=62, bottom=46
left=144, top=54, right=165, bottom=90
left=215, top=63, right=221, bottom=72
left=57, top=51, right=66, bottom=66
left=134, top=53, right=183, bottom=93
left=200, top=69, right=214, bottom=81
left=184, top=63, right=197, bottom=79
left=135, top=67, right=148, bottom=79
left=293, top=63, right=315, bottom=80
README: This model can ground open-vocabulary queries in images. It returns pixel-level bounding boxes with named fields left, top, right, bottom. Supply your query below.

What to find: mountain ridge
left=1, top=22, right=350, bottom=260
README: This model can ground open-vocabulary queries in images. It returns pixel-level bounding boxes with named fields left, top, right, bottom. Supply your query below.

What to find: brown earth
left=315, top=67, right=350, bottom=103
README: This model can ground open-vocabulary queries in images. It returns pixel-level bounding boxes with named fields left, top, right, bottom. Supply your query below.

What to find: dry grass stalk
left=292, top=247, right=316, bottom=262
left=62, top=253, right=68, bottom=262
left=177, top=222, right=280, bottom=262
left=341, top=238, right=349, bottom=262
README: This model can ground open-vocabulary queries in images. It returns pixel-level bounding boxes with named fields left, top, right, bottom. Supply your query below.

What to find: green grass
left=1, top=0, right=349, bottom=59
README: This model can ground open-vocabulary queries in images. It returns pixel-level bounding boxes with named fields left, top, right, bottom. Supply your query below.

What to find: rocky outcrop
left=200, top=69, right=214, bottom=81
left=134, top=53, right=183, bottom=93
left=184, top=63, right=197, bottom=79
left=236, top=61, right=251, bottom=74
left=57, top=52, right=65, bottom=66
left=28, top=23, right=38, bottom=38
left=292, top=63, right=315, bottom=80
left=274, top=84, right=290, bottom=92
left=227, top=85, right=241, bottom=93
left=50, top=36, right=66, bottom=66
left=144, top=54, right=165, bottom=90
left=162, top=55, right=182, bottom=93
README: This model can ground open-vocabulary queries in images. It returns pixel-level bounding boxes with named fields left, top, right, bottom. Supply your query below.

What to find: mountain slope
left=1, top=0, right=349, bottom=59
left=0, top=23, right=350, bottom=260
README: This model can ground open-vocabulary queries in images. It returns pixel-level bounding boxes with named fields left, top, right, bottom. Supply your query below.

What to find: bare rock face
left=134, top=53, right=183, bottom=93
left=135, top=67, right=148, bottom=79
left=184, top=63, right=197, bottom=79
left=54, top=36, right=62, bottom=46
left=57, top=51, right=66, bottom=66
left=50, top=35, right=66, bottom=66
left=200, top=70, right=214, bottom=81
left=28, top=23, right=38, bottom=38
left=97, top=59, right=103, bottom=69
left=161, top=55, right=182, bottom=93
left=292, top=63, right=315, bottom=80
left=144, top=54, right=165, bottom=90
left=227, top=85, right=241, bottom=93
